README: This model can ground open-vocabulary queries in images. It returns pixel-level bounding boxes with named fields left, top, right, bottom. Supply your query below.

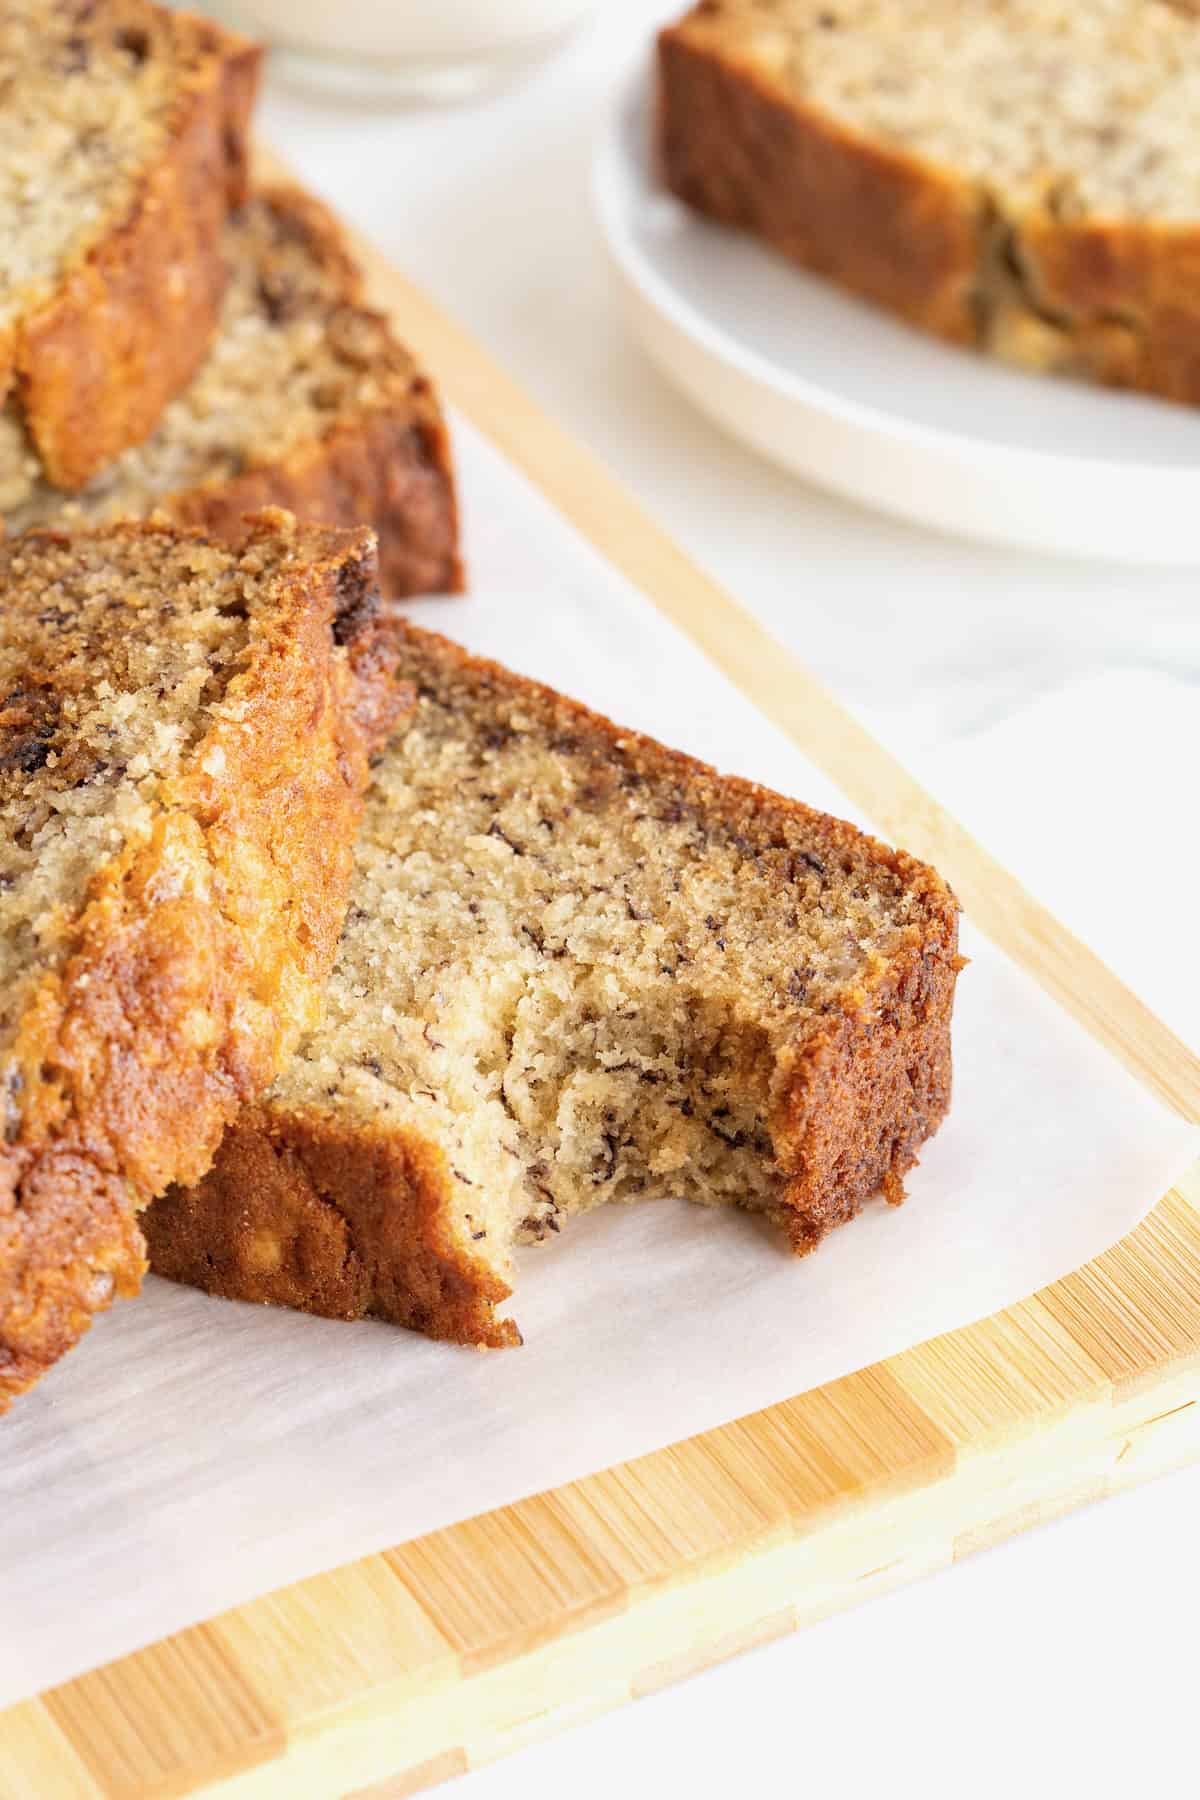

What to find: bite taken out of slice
left=144, top=622, right=962, bottom=1349
left=0, top=512, right=408, bottom=1412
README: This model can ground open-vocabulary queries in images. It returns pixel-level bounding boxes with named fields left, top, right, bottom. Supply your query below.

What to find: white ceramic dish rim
left=592, top=64, right=1200, bottom=494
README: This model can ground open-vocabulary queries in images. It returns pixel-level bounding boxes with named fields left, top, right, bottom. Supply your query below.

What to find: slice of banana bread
left=0, top=513, right=407, bottom=1412
left=0, top=1, right=259, bottom=492
left=145, top=623, right=961, bottom=1349
left=659, top=0, right=1200, bottom=400
left=8, top=187, right=462, bottom=599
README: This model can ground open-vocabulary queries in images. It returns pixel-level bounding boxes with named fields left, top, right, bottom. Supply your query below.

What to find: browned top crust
left=9, top=186, right=462, bottom=600
left=658, top=1, right=1200, bottom=402
left=0, top=2, right=260, bottom=490
left=167, top=187, right=462, bottom=600
left=145, top=622, right=961, bottom=1351
left=0, top=511, right=406, bottom=1413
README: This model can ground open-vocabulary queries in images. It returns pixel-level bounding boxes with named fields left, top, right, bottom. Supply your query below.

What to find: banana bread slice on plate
left=8, top=186, right=462, bottom=600
left=0, top=0, right=258, bottom=491
left=145, top=623, right=961, bottom=1349
left=0, top=513, right=406, bottom=1411
left=658, top=0, right=1200, bottom=402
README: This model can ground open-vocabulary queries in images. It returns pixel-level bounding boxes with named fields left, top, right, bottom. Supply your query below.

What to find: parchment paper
left=1, top=421, right=1195, bottom=1708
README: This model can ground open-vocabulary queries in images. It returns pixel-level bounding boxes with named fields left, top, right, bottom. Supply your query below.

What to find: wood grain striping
left=42, top=1627, right=281, bottom=1799
left=2, top=156, right=1197, bottom=1799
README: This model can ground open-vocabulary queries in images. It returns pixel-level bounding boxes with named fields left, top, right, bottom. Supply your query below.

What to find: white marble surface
left=253, top=8, right=1199, bottom=1795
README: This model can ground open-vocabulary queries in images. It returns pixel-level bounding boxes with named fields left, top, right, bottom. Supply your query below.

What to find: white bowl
left=594, top=68, right=1200, bottom=565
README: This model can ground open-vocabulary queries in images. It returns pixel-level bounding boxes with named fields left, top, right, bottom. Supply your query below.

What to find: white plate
left=594, top=69, right=1200, bottom=564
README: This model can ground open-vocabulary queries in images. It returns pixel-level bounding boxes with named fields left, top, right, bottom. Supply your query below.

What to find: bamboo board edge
left=7, top=147, right=1200, bottom=1800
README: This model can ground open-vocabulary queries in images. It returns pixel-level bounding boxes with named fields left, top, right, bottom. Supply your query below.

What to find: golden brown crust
left=144, top=623, right=960, bottom=1350
left=1004, top=214, right=1200, bottom=396
left=165, top=185, right=462, bottom=597
left=658, top=11, right=1200, bottom=402
left=0, top=512, right=406, bottom=1413
left=3, top=10, right=261, bottom=492
left=657, top=22, right=981, bottom=345
left=144, top=1105, right=520, bottom=1348
left=19, top=183, right=464, bottom=597
left=772, top=915, right=957, bottom=1249
left=170, top=379, right=463, bottom=600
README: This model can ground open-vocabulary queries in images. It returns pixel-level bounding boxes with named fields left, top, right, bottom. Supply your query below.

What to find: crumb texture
left=660, top=0, right=1200, bottom=398
left=0, top=0, right=257, bottom=489
left=147, top=624, right=960, bottom=1346
left=669, top=0, right=1200, bottom=218
left=0, top=1, right=190, bottom=322
left=6, top=187, right=462, bottom=598
left=0, top=513, right=395, bottom=1412
left=0, top=532, right=251, bottom=1037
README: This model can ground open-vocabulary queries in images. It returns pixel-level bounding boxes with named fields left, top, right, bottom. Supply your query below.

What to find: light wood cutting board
left=3, top=164, right=1199, bottom=1800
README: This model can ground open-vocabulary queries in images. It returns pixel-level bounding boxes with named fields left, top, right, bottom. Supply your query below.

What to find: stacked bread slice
left=0, top=513, right=406, bottom=1409
left=144, top=624, right=960, bottom=1349
left=0, top=1, right=258, bottom=491
left=1, top=1, right=961, bottom=1410
left=0, top=3, right=460, bottom=596
left=8, top=186, right=461, bottom=598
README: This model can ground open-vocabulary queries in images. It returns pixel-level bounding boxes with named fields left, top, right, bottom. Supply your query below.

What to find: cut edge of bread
left=657, top=7, right=1200, bottom=402
left=0, top=510, right=408, bottom=1413
left=144, top=620, right=961, bottom=1351
left=1, top=7, right=261, bottom=491
left=167, top=185, right=463, bottom=599
left=11, top=184, right=463, bottom=600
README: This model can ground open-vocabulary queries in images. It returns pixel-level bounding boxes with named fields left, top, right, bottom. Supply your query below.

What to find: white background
left=252, top=6, right=1199, bottom=1795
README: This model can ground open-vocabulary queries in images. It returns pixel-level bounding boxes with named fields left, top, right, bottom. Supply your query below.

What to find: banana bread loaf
left=145, top=623, right=961, bottom=1349
left=0, top=1, right=259, bottom=492
left=8, top=187, right=462, bottom=599
left=0, top=513, right=406, bottom=1412
left=659, top=0, right=1200, bottom=399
